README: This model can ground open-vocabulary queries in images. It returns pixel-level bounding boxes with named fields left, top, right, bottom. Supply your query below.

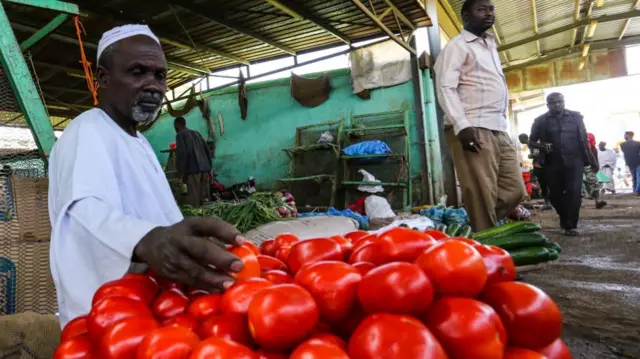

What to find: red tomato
left=230, top=246, right=261, bottom=281
left=290, top=338, right=350, bottom=359
left=274, top=233, right=299, bottom=250
left=481, top=282, right=563, bottom=350
left=344, top=231, right=369, bottom=243
left=122, top=273, right=159, bottom=298
left=262, top=270, right=293, bottom=284
left=294, top=261, right=362, bottom=323
left=54, top=336, right=93, bottom=359
left=447, top=237, right=482, bottom=246
left=189, top=337, right=255, bottom=359
left=243, top=241, right=261, bottom=255
left=188, top=294, right=223, bottom=321
left=415, top=240, right=488, bottom=297
left=423, top=230, right=449, bottom=240
left=222, top=277, right=272, bottom=315
left=358, top=262, right=433, bottom=315
left=351, top=262, right=375, bottom=277
left=274, top=246, right=292, bottom=263
left=347, top=243, right=381, bottom=264
left=88, top=297, right=154, bottom=342
left=61, top=315, right=88, bottom=342
left=152, top=288, right=189, bottom=321
left=92, top=279, right=153, bottom=307
left=308, top=333, right=347, bottom=351
left=333, top=304, right=367, bottom=340
left=537, top=338, right=573, bottom=359
left=286, top=238, right=343, bottom=274
left=423, top=297, right=506, bottom=359
left=186, top=287, right=210, bottom=300
left=98, top=317, right=159, bottom=359
left=162, top=314, right=199, bottom=332
left=329, top=235, right=355, bottom=260
left=348, top=314, right=447, bottom=359
left=474, top=244, right=517, bottom=286
left=309, top=321, right=332, bottom=335
left=255, top=350, right=288, bottom=359
left=374, top=227, right=437, bottom=264
left=147, top=270, right=184, bottom=292
left=198, top=314, right=252, bottom=346
left=248, top=284, right=319, bottom=351
left=351, top=234, right=377, bottom=252
left=137, top=326, right=200, bottom=359
left=259, top=239, right=277, bottom=256
left=504, top=347, right=548, bottom=359
left=257, top=255, right=287, bottom=272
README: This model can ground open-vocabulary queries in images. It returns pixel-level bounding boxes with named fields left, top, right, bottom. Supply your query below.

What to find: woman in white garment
left=597, top=141, right=618, bottom=194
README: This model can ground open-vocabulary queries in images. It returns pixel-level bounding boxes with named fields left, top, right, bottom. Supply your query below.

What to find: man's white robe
left=598, top=148, right=617, bottom=191
left=48, top=108, right=183, bottom=327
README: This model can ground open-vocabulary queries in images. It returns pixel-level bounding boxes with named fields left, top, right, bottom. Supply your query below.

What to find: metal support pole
left=0, top=1, right=56, bottom=155
left=424, top=0, right=458, bottom=205
left=19, top=13, right=68, bottom=51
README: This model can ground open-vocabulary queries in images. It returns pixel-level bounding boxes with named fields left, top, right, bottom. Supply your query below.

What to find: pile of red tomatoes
left=54, top=227, right=572, bottom=359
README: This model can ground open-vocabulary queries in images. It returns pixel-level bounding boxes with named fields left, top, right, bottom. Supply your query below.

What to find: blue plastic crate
left=0, top=256, right=17, bottom=315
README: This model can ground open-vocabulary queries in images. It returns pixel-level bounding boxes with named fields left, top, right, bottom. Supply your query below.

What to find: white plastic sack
left=357, top=169, right=384, bottom=193
left=365, top=195, right=395, bottom=219
left=371, top=216, right=435, bottom=235
left=244, top=216, right=359, bottom=244
left=349, top=40, right=412, bottom=94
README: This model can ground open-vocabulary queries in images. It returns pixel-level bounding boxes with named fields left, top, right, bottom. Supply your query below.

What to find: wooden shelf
left=279, top=174, right=336, bottom=183
left=341, top=181, right=407, bottom=188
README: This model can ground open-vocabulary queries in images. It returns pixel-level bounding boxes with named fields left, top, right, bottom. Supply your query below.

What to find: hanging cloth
left=291, top=73, right=331, bottom=107
left=166, top=87, right=199, bottom=118
left=238, top=73, right=248, bottom=120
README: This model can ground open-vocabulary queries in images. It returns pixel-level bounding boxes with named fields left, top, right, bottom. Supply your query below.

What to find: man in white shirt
left=434, top=0, right=524, bottom=231
left=598, top=141, right=617, bottom=194
left=48, top=25, right=245, bottom=327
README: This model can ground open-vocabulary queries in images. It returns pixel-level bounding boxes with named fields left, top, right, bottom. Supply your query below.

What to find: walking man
left=174, top=116, right=213, bottom=207
left=598, top=141, right=617, bottom=194
left=583, top=133, right=606, bottom=208
left=435, top=0, right=524, bottom=231
left=620, top=131, right=640, bottom=195
left=529, top=93, right=598, bottom=236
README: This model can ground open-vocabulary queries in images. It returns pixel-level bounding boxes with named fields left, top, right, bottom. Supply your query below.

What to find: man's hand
left=458, top=127, right=483, bottom=153
left=542, top=143, right=553, bottom=153
left=134, top=217, right=245, bottom=291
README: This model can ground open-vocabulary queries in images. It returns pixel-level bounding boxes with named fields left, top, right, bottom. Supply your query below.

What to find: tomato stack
left=54, top=228, right=573, bottom=359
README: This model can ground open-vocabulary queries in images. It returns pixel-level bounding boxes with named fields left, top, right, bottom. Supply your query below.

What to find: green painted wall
left=145, top=68, right=431, bottom=203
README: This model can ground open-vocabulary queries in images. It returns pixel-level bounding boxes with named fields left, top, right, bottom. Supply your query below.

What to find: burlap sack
left=0, top=312, right=61, bottom=359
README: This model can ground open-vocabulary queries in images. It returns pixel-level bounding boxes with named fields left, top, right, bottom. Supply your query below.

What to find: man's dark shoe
left=596, top=201, right=607, bottom=209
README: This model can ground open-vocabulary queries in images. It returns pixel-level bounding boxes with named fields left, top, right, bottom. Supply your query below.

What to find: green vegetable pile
left=180, top=192, right=293, bottom=233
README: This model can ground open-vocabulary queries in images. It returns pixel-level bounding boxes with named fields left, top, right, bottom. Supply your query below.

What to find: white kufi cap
left=97, top=24, right=160, bottom=63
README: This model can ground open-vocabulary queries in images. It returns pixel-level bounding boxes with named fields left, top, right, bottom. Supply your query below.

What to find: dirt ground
left=523, top=194, right=640, bottom=358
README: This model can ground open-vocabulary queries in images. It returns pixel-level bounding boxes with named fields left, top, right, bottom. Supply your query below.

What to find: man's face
left=599, top=143, right=606, bottom=151
left=97, top=36, right=167, bottom=123
left=465, top=0, right=495, bottom=33
left=518, top=135, right=528, bottom=145
left=624, top=133, right=632, bottom=141
left=174, top=123, right=183, bottom=133
left=547, top=95, right=565, bottom=115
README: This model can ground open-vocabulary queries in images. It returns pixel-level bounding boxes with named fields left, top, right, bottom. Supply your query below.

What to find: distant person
left=598, top=141, right=617, bottom=194
left=620, top=131, right=640, bottom=195
left=529, top=92, right=598, bottom=236
left=434, top=0, right=524, bottom=231
left=583, top=133, right=606, bottom=208
left=174, top=116, right=212, bottom=207
left=519, top=133, right=551, bottom=209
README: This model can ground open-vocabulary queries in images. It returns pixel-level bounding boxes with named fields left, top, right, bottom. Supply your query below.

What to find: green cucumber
left=436, top=223, right=447, bottom=233
left=544, top=242, right=562, bottom=254
left=480, top=233, right=548, bottom=250
left=510, top=247, right=550, bottom=266
left=446, top=223, right=462, bottom=237
left=473, top=221, right=541, bottom=241
left=458, top=225, right=472, bottom=238
left=547, top=249, right=560, bottom=261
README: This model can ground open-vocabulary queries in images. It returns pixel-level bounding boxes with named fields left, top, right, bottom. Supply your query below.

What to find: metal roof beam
left=19, top=13, right=68, bottom=51
left=530, top=0, right=541, bottom=56
left=264, top=0, right=351, bottom=44
left=619, top=0, right=640, bottom=40
left=157, top=36, right=250, bottom=65
left=500, top=9, right=640, bottom=52
left=3, top=0, right=79, bottom=15
left=350, top=0, right=417, bottom=55
left=177, top=2, right=296, bottom=55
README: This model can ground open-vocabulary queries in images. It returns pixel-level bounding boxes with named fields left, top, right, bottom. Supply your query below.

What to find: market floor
left=524, top=194, right=640, bottom=358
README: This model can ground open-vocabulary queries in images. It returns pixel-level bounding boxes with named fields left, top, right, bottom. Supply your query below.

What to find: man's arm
left=434, top=42, right=470, bottom=135
left=528, top=117, right=550, bottom=151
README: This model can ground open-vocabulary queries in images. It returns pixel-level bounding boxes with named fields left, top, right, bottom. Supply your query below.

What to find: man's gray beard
left=131, top=105, right=161, bottom=123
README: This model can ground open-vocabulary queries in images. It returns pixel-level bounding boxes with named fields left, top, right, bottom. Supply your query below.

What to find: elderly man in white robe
left=48, top=25, right=246, bottom=328
left=597, top=141, right=617, bottom=194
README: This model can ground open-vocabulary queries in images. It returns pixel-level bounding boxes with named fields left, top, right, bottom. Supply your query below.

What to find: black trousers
left=545, top=164, right=584, bottom=230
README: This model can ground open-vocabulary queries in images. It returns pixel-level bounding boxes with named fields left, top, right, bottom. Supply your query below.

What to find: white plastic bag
left=365, top=195, right=395, bottom=219
left=371, top=216, right=436, bottom=234
left=357, top=169, right=384, bottom=193
left=317, top=131, right=334, bottom=144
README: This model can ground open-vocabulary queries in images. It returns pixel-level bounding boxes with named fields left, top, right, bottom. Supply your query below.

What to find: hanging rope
left=73, top=16, right=99, bottom=105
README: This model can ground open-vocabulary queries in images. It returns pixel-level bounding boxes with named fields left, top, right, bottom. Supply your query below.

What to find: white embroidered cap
left=97, top=24, right=160, bottom=63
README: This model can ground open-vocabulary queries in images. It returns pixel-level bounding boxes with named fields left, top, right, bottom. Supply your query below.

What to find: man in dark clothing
left=620, top=131, right=640, bottom=195
left=519, top=133, right=551, bottom=209
left=174, top=117, right=212, bottom=207
left=529, top=93, right=598, bottom=236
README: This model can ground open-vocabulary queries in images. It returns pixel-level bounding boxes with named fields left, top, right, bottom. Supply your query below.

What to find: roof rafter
left=619, top=0, right=640, bottom=40
left=350, top=0, right=417, bottom=54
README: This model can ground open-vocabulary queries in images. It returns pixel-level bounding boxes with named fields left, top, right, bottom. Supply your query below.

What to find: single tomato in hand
left=504, top=347, right=548, bottom=359
left=189, top=337, right=255, bottom=359
left=415, top=240, right=488, bottom=297
left=152, top=288, right=189, bottom=321
left=290, top=338, right=350, bottom=359
left=474, top=244, right=517, bottom=286
left=259, top=239, right=277, bottom=256
left=248, top=284, right=319, bottom=351
left=162, top=314, right=199, bottom=332
left=137, top=326, right=200, bottom=359
left=537, top=338, right=572, bottom=359
left=358, top=262, right=433, bottom=316
left=481, top=282, right=563, bottom=349
left=222, top=277, right=272, bottom=315
left=257, top=255, right=288, bottom=272
left=423, top=297, right=506, bottom=359
left=348, top=314, right=447, bottom=359
left=97, top=317, right=159, bottom=359
left=230, top=245, right=261, bottom=281
left=295, top=261, right=362, bottom=323
left=88, top=297, right=154, bottom=342
left=198, top=314, right=252, bottom=346
left=287, top=238, right=344, bottom=274
left=54, top=336, right=93, bottom=359
left=188, top=294, right=222, bottom=321
left=61, top=315, right=88, bottom=342
left=262, top=270, right=293, bottom=284
left=351, top=262, right=375, bottom=277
